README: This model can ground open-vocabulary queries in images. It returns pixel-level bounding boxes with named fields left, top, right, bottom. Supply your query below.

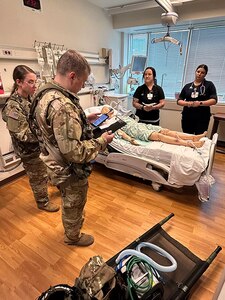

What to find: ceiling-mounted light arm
left=151, top=25, right=183, bottom=55
left=153, top=0, right=182, bottom=54
left=154, top=0, right=175, bottom=13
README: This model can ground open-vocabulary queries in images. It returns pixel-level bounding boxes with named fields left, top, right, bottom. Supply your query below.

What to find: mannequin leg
left=149, top=132, right=204, bottom=148
left=160, top=129, right=207, bottom=141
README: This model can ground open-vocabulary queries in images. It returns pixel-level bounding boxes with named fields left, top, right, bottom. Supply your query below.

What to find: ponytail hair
left=10, top=65, right=35, bottom=95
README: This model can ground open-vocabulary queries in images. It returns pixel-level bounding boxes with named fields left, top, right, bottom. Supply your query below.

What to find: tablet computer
left=93, top=118, right=126, bottom=138
left=91, top=114, right=109, bottom=127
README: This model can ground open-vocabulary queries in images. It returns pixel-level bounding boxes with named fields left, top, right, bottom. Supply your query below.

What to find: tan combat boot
left=64, top=233, right=94, bottom=246
left=38, top=202, right=60, bottom=212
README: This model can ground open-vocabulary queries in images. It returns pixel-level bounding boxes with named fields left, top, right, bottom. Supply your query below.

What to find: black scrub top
left=133, top=83, right=165, bottom=124
left=178, top=79, right=217, bottom=122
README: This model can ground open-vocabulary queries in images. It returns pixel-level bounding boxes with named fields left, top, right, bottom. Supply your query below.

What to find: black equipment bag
left=37, top=284, right=83, bottom=300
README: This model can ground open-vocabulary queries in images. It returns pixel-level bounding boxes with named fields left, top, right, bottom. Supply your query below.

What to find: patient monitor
left=111, top=55, right=147, bottom=79
left=130, top=55, right=147, bottom=74
left=111, top=55, right=147, bottom=90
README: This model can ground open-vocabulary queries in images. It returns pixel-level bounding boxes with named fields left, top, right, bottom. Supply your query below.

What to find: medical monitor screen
left=131, top=55, right=147, bottom=74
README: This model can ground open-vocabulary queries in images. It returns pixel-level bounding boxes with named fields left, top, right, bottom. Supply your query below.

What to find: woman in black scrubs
left=177, top=64, right=217, bottom=134
left=132, top=67, right=165, bottom=125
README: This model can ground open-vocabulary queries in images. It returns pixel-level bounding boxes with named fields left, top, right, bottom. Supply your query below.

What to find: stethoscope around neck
left=189, top=81, right=205, bottom=96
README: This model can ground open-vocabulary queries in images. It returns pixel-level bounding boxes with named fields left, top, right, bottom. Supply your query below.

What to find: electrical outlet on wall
left=2, top=50, right=12, bottom=56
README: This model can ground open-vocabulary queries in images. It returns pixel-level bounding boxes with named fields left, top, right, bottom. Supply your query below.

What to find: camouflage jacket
left=33, top=81, right=107, bottom=185
left=2, top=93, right=40, bottom=159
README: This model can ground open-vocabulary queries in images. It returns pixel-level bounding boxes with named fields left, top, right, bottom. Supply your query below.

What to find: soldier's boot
left=64, top=233, right=94, bottom=247
left=37, top=202, right=60, bottom=212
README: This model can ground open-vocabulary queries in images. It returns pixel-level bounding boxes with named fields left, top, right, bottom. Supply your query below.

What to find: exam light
left=151, top=12, right=182, bottom=54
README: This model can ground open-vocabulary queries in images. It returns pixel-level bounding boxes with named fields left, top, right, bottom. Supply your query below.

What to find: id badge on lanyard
left=191, top=88, right=199, bottom=99
left=147, top=92, right=153, bottom=100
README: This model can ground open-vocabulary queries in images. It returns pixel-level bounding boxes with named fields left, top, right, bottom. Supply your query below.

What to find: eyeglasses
left=24, top=80, right=37, bottom=87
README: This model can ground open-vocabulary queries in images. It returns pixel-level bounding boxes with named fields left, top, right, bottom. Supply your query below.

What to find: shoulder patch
left=51, top=99, right=63, bottom=110
left=8, top=111, right=19, bottom=120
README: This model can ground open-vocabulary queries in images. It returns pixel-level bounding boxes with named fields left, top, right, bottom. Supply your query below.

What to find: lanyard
left=190, top=82, right=205, bottom=96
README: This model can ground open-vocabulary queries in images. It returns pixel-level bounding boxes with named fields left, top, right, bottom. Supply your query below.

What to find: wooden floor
left=0, top=152, right=225, bottom=299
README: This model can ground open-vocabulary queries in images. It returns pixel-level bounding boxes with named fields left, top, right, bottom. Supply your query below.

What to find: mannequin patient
left=101, top=106, right=206, bottom=148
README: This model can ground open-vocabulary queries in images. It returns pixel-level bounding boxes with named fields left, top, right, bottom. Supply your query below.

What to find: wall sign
left=23, top=0, right=41, bottom=11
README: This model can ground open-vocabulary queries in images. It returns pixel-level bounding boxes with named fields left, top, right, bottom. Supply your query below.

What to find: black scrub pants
left=181, top=115, right=210, bottom=135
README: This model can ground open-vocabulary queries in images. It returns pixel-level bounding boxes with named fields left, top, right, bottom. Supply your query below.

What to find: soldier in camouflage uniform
left=32, top=50, right=114, bottom=246
left=2, top=65, right=59, bottom=212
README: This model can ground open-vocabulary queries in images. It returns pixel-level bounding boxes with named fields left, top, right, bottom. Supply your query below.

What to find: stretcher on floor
left=38, top=214, right=222, bottom=300
left=106, top=213, right=222, bottom=300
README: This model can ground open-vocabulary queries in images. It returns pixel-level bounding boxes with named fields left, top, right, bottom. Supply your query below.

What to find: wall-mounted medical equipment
left=34, top=41, right=66, bottom=83
left=34, top=40, right=108, bottom=84
left=110, top=55, right=147, bottom=92
left=130, top=55, right=147, bottom=74
left=111, top=55, right=147, bottom=79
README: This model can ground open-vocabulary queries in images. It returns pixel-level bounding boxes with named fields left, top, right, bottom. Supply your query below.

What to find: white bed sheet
left=110, top=137, right=211, bottom=186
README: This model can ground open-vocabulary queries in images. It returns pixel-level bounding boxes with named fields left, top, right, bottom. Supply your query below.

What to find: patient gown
left=120, top=116, right=162, bottom=141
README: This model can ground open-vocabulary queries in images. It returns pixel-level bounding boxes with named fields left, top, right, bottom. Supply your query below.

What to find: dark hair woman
left=132, top=66, right=165, bottom=125
left=177, top=64, right=217, bottom=134
left=2, top=65, right=59, bottom=212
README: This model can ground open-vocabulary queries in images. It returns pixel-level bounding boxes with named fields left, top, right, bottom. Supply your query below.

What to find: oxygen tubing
left=115, top=242, right=177, bottom=273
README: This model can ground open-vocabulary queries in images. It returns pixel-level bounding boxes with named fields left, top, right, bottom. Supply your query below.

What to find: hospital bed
left=85, top=106, right=218, bottom=202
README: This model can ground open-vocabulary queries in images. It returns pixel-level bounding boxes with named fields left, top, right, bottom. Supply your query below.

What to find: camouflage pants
left=59, top=175, right=88, bottom=240
left=22, top=156, right=49, bottom=205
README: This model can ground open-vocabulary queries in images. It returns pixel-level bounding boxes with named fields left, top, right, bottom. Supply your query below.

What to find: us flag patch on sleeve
left=8, top=111, right=19, bottom=120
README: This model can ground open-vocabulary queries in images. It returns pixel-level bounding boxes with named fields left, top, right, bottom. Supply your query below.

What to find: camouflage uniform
left=2, top=92, right=49, bottom=206
left=33, top=81, right=107, bottom=241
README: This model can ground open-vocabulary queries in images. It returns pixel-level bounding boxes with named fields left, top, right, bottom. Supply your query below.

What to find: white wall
left=1, top=0, right=121, bottom=55
left=0, top=0, right=122, bottom=155
left=0, top=0, right=121, bottom=88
